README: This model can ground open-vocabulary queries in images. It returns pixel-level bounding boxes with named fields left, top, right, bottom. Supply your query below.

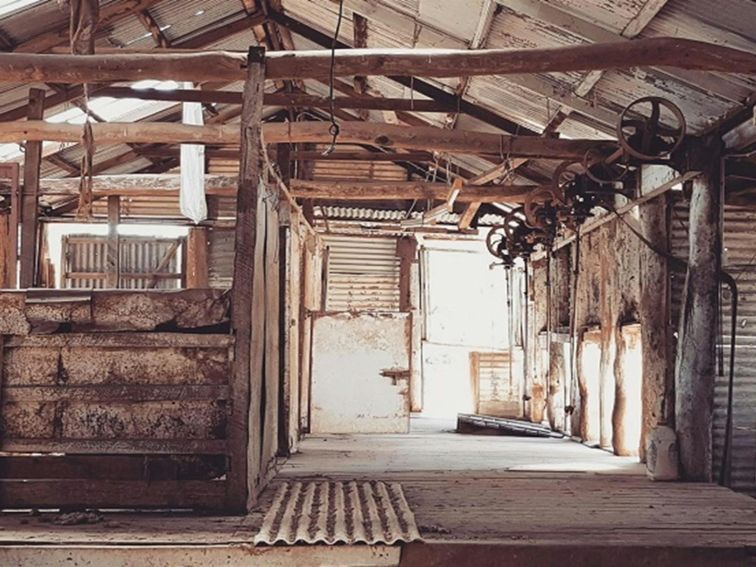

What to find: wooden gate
left=0, top=289, right=242, bottom=511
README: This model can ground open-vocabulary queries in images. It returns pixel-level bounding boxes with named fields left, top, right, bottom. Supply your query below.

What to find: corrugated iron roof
left=0, top=0, right=751, bottom=221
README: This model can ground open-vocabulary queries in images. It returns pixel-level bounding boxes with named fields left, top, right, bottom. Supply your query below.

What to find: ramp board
left=457, top=413, right=564, bottom=438
left=254, top=481, right=421, bottom=545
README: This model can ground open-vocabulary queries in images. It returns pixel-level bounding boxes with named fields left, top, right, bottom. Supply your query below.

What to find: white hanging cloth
left=180, top=83, right=207, bottom=223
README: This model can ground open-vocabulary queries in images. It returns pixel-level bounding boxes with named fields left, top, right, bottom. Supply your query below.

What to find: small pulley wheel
left=552, top=160, right=583, bottom=193
left=582, top=147, right=628, bottom=185
left=486, top=225, right=509, bottom=260
left=524, top=185, right=562, bottom=229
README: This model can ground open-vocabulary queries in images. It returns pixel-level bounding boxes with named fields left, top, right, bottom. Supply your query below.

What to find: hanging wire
left=523, top=257, right=530, bottom=414
left=323, top=0, right=346, bottom=156
left=506, top=266, right=515, bottom=406
left=568, top=226, right=580, bottom=428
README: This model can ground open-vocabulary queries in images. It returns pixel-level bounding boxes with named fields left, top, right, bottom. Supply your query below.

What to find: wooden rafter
left=136, top=9, right=171, bottom=49
left=457, top=158, right=528, bottom=229
left=0, top=9, right=267, bottom=124
left=16, top=0, right=165, bottom=53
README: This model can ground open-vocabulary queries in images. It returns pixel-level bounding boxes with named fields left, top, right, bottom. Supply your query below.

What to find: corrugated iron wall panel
left=208, top=227, right=235, bottom=289
left=670, top=199, right=756, bottom=493
left=63, top=235, right=182, bottom=290
left=324, top=235, right=401, bottom=312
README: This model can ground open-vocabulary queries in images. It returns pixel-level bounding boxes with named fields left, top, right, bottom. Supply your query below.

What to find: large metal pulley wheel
left=617, top=96, right=686, bottom=161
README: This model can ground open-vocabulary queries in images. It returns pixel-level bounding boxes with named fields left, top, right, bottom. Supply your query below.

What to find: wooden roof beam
left=1, top=38, right=753, bottom=84
left=0, top=120, right=609, bottom=158
left=136, top=9, right=171, bottom=49
left=457, top=158, right=528, bottom=229
left=269, top=8, right=537, bottom=137
left=15, top=0, right=165, bottom=53
left=91, top=86, right=453, bottom=112
left=0, top=10, right=267, bottom=123
left=12, top=174, right=237, bottom=197
left=289, top=179, right=536, bottom=203
left=12, top=174, right=537, bottom=203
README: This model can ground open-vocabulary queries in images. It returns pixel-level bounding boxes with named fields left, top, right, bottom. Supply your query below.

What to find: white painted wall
left=310, top=312, right=411, bottom=434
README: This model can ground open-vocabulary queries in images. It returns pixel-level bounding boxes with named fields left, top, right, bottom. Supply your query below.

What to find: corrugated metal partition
left=324, top=235, right=401, bottom=311
left=208, top=227, right=234, bottom=289
left=670, top=199, right=756, bottom=493
left=62, top=235, right=183, bottom=289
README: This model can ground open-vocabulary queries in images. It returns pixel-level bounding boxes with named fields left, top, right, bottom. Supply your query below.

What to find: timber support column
left=186, top=227, right=209, bottom=288
left=20, top=88, right=45, bottom=288
left=638, top=188, right=670, bottom=462
left=228, top=46, right=265, bottom=512
left=674, top=135, right=723, bottom=481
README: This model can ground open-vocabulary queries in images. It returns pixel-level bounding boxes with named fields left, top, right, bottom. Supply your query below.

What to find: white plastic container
left=646, top=425, right=679, bottom=481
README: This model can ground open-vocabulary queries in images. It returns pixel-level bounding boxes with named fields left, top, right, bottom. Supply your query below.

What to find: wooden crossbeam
left=22, top=174, right=237, bottom=197
left=458, top=158, right=529, bottom=229
left=94, top=86, right=452, bottom=111
left=269, top=9, right=537, bottom=136
left=0, top=121, right=609, bottom=158
left=0, top=11, right=266, bottom=124
left=288, top=151, right=437, bottom=162
left=289, top=179, right=536, bottom=202
left=1, top=38, right=753, bottom=84
left=15, top=173, right=539, bottom=203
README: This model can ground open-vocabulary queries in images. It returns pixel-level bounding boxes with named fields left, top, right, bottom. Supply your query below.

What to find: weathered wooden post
left=19, top=88, right=44, bottom=288
left=106, top=196, right=120, bottom=288
left=228, top=46, right=265, bottom=512
left=674, top=135, right=722, bottom=481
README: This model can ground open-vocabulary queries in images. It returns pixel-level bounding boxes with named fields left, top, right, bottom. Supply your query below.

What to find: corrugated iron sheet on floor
left=254, top=481, right=421, bottom=546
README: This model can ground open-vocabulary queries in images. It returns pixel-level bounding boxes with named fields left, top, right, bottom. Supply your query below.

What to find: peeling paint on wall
left=311, top=312, right=411, bottom=434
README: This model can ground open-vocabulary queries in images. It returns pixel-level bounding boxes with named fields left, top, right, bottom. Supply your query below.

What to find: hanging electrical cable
left=523, top=257, right=530, bottom=414
left=323, top=0, right=346, bottom=156
left=506, top=266, right=515, bottom=404
left=567, top=226, right=580, bottom=425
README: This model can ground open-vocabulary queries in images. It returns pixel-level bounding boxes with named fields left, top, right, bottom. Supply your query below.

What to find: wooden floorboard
left=278, top=417, right=756, bottom=551
left=1, top=417, right=754, bottom=566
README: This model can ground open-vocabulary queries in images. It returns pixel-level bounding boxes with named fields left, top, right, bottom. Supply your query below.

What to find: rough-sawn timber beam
left=0, top=121, right=607, bottom=158
left=10, top=174, right=238, bottom=197
left=11, top=174, right=537, bottom=203
left=288, top=179, right=536, bottom=202
left=0, top=38, right=753, bottom=83
left=95, top=86, right=452, bottom=112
